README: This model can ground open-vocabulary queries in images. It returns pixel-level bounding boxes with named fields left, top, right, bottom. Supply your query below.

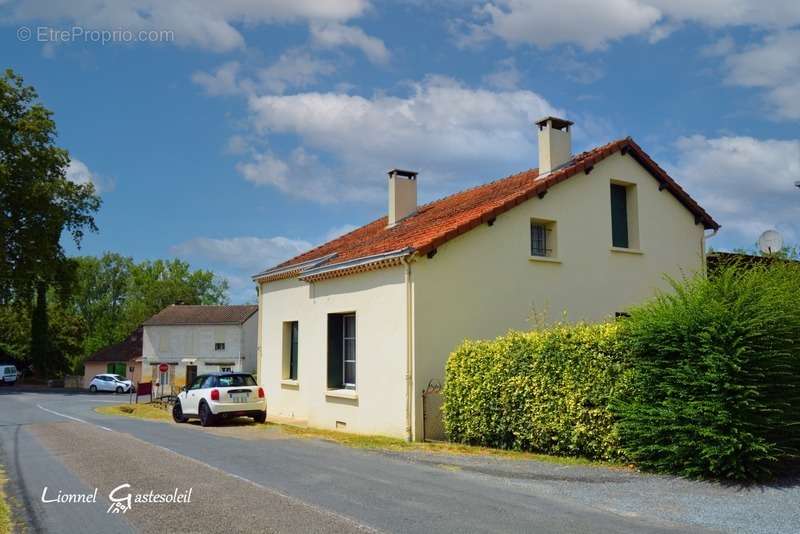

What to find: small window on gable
left=530, top=219, right=556, bottom=258
left=610, top=182, right=639, bottom=249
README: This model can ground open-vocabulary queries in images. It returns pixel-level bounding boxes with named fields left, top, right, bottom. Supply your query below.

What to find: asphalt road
left=0, top=389, right=786, bottom=533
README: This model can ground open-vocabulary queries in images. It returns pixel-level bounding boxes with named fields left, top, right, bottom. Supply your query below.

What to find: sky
left=2, top=0, right=799, bottom=303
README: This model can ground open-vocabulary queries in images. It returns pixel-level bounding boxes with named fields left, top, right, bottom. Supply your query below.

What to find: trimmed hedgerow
left=442, top=323, right=631, bottom=461
left=615, top=263, right=800, bottom=481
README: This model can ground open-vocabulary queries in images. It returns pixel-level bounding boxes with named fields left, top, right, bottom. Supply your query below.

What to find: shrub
left=442, top=323, right=630, bottom=460
left=615, top=263, right=800, bottom=481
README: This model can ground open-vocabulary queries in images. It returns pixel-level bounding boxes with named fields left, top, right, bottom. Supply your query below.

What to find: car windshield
left=4, top=368, right=14, bottom=374
left=217, top=374, right=256, bottom=387
left=110, top=375, right=124, bottom=381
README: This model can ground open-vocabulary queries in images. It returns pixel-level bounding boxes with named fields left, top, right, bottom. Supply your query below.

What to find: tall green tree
left=0, top=68, right=100, bottom=376
left=68, top=253, right=228, bottom=363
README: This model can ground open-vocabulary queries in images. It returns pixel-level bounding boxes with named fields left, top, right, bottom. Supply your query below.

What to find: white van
left=0, top=365, right=18, bottom=385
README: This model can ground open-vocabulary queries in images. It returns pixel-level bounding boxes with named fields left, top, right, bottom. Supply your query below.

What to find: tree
left=67, top=254, right=228, bottom=365
left=0, top=69, right=100, bottom=376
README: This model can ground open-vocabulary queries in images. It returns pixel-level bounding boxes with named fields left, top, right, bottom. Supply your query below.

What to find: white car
left=173, top=372, right=266, bottom=426
left=88, top=373, right=134, bottom=394
left=0, top=365, right=18, bottom=385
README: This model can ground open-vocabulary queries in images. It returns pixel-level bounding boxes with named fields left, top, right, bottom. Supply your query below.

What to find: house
left=253, top=117, right=719, bottom=440
left=82, top=327, right=143, bottom=387
left=141, top=305, right=259, bottom=390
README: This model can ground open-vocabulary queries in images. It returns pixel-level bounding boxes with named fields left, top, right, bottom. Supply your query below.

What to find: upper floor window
left=530, top=219, right=556, bottom=258
left=610, top=182, right=639, bottom=249
left=214, top=342, right=225, bottom=351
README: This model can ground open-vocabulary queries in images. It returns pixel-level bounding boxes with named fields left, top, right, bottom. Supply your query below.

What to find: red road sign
left=158, top=363, right=168, bottom=373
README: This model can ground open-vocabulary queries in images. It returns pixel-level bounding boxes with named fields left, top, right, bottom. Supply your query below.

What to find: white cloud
left=647, top=0, right=800, bottom=29
left=66, top=158, right=114, bottom=193
left=171, top=236, right=312, bottom=274
left=668, top=135, right=800, bottom=244
left=257, top=49, right=336, bottom=94
left=242, top=76, right=562, bottom=203
left=464, top=1, right=800, bottom=51
left=472, top=0, right=661, bottom=51
left=310, top=22, right=390, bottom=64
left=6, top=0, right=371, bottom=52
left=700, top=35, right=735, bottom=57
left=723, top=31, right=800, bottom=119
left=192, top=61, right=243, bottom=96
left=483, top=57, right=521, bottom=89
left=193, top=50, right=336, bottom=97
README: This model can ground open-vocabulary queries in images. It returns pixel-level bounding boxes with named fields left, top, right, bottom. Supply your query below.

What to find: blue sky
left=2, top=1, right=799, bottom=303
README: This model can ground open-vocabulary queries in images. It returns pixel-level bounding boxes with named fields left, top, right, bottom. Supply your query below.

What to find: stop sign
left=158, top=363, right=168, bottom=373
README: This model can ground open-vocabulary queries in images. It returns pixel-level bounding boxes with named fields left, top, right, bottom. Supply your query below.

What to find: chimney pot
left=387, top=168, right=418, bottom=226
left=535, top=116, right=573, bottom=175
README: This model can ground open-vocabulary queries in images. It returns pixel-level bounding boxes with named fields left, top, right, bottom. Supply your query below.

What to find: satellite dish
left=758, top=229, right=784, bottom=255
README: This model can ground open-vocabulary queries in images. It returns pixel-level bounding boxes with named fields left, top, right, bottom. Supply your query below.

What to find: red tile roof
left=86, top=327, right=142, bottom=363
left=142, top=305, right=258, bottom=326
left=256, top=137, right=718, bottom=282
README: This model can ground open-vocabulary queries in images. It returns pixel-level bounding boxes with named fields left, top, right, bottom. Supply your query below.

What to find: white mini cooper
left=172, top=372, right=266, bottom=426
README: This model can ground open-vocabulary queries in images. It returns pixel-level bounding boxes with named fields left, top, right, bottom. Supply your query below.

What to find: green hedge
left=615, top=264, right=800, bottom=481
left=442, top=323, right=631, bottom=460
left=442, top=262, right=800, bottom=481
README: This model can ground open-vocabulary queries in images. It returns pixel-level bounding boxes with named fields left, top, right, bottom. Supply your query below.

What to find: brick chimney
left=536, top=116, right=573, bottom=174
left=387, top=169, right=418, bottom=226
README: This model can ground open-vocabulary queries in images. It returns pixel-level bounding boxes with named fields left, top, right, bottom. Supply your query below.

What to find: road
left=0, top=389, right=789, bottom=534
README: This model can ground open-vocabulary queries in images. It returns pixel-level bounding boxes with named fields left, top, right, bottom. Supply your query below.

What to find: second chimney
left=536, top=116, right=573, bottom=175
left=387, top=169, right=418, bottom=226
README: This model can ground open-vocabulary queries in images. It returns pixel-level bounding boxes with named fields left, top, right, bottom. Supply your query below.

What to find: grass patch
left=277, top=425, right=618, bottom=468
left=95, top=403, right=172, bottom=422
left=0, top=467, right=11, bottom=534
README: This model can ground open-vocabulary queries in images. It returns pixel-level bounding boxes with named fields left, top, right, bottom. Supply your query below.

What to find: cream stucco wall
left=259, top=267, right=409, bottom=438
left=142, top=321, right=258, bottom=388
left=410, top=152, right=706, bottom=439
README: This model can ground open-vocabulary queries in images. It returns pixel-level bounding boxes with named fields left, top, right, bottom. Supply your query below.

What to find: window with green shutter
left=107, top=362, right=126, bottom=377
left=610, top=184, right=629, bottom=248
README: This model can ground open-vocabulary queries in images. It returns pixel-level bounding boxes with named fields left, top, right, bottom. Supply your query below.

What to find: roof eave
left=252, top=252, right=338, bottom=283
left=299, top=248, right=414, bottom=282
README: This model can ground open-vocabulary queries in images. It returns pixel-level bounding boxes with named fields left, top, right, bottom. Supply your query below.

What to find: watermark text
left=17, top=25, right=174, bottom=45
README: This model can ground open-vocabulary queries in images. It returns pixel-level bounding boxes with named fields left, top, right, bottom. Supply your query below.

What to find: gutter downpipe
left=703, top=227, right=719, bottom=275
left=402, top=255, right=414, bottom=442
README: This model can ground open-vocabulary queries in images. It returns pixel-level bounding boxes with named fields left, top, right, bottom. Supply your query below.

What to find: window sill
left=528, top=256, right=561, bottom=264
left=280, top=379, right=299, bottom=388
left=610, top=247, right=643, bottom=255
left=325, top=389, right=358, bottom=400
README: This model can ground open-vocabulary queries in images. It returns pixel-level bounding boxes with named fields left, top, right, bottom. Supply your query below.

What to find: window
left=106, top=362, right=126, bottom=377
left=610, top=184, right=629, bottom=248
left=220, top=366, right=232, bottom=372
left=214, top=342, right=225, bottom=351
left=217, top=374, right=256, bottom=387
left=327, top=313, right=356, bottom=390
left=283, top=321, right=299, bottom=380
left=189, top=375, right=205, bottom=390
left=530, top=219, right=556, bottom=257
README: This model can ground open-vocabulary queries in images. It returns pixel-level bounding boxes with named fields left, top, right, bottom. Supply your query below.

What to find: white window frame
left=342, top=313, right=356, bottom=389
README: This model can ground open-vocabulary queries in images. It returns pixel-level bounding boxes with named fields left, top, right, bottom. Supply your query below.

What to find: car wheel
left=172, top=402, right=188, bottom=423
left=89, top=385, right=97, bottom=393
left=115, top=386, right=124, bottom=394
left=199, top=402, right=215, bottom=427
left=252, top=411, right=266, bottom=424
